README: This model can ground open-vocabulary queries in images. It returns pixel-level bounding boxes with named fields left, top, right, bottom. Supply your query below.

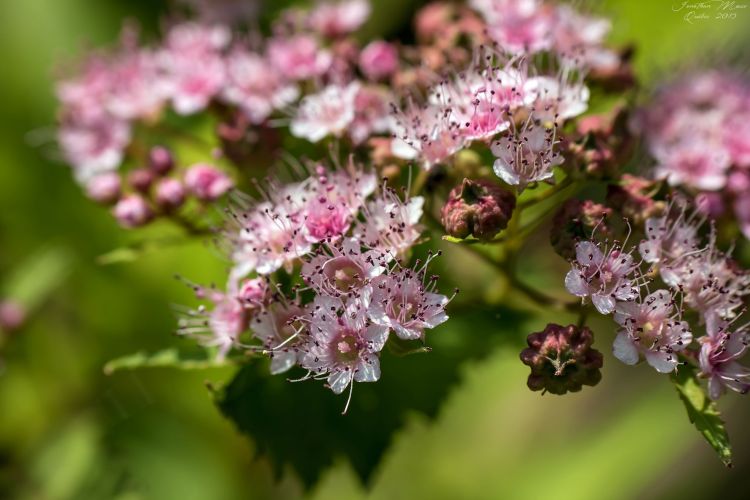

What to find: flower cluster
left=634, top=70, right=750, bottom=238
left=178, top=161, right=450, bottom=410
left=565, top=199, right=750, bottom=397
left=52, top=0, right=750, bottom=459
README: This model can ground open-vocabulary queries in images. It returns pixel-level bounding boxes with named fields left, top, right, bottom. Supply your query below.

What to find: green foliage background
left=1, top=1, right=749, bottom=498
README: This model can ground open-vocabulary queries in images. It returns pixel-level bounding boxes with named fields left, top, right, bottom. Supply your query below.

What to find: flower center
left=323, top=257, right=365, bottom=292
left=335, top=334, right=359, bottom=363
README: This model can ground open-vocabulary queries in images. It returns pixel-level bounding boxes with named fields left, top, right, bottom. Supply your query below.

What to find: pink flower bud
left=148, top=146, right=174, bottom=175
left=0, top=300, right=26, bottom=333
left=238, top=278, right=269, bottom=306
left=359, top=41, right=398, bottom=80
left=154, top=178, right=186, bottom=211
left=441, top=178, right=515, bottom=241
left=128, top=168, right=155, bottom=193
left=184, top=164, right=234, bottom=201
left=520, top=324, right=603, bottom=395
left=113, top=194, right=153, bottom=228
left=85, top=172, right=121, bottom=205
left=550, top=199, right=612, bottom=261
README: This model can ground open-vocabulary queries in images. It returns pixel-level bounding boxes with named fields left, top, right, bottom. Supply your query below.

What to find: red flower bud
left=520, top=324, right=603, bottom=395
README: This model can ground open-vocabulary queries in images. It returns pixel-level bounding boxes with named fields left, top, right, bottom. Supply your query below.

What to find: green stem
left=518, top=176, right=574, bottom=209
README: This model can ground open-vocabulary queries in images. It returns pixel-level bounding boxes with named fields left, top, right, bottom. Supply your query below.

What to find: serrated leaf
left=670, top=365, right=732, bottom=467
left=104, top=348, right=232, bottom=375
left=214, top=307, right=528, bottom=489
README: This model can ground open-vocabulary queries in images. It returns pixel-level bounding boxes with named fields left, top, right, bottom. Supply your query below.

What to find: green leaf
left=214, top=307, right=528, bottom=489
left=104, top=348, right=233, bottom=375
left=670, top=365, right=732, bottom=467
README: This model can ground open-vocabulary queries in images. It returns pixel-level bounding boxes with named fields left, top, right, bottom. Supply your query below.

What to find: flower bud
left=113, top=194, right=153, bottom=228
left=0, top=300, right=26, bottom=333
left=85, top=172, right=121, bottom=205
left=605, top=174, right=665, bottom=226
left=148, top=146, right=174, bottom=175
left=359, top=41, right=398, bottom=80
left=184, top=164, right=234, bottom=201
left=154, top=178, right=186, bottom=211
left=441, top=178, right=515, bottom=241
left=128, top=168, right=155, bottom=193
left=520, top=324, right=603, bottom=395
left=550, top=199, right=611, bottom=260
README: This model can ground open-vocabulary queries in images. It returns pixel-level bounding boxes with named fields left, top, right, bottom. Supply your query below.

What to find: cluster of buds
left=520, top=323, right=603, bottom=395
left=564, top=106, right=635, bottom=179
left=85, top=145, right=233, bottom=229
left=550, top=198, right=612, bottom=260
left=441, top=178, right=516, bottom=241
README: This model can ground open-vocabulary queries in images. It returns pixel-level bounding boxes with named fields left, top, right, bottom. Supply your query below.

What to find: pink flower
left=238, top=277, right=270, bottom=307
left=431, top=60, right=527, bottom=143
left=58, top=118, right=131, bottom=182
left=699, top=315, right=750, bottom=400
left=471, top=0, right=555, bottom=54
left=252, top=301, right=307, bottom=374
left=106, top=47, right=167, bottom=120
left=290, top=82, right=359, bottom=142
left=653, top=141, right=730, bottom=191
left=612, top=290, right=692, bottom=373
left=159, top=23, right=230, bottom=115
left=267, top=35, right=332, bottom=81
left=390, top=98, right=464, bottom=168
left=85, top=172, right=121, bottom=204
left=112, top=194, right=153, bottom=228
left=661, top=241, right=750, bottom=322
left=302, top=238, right=386, bottom=296
left=301, top=296, right=388, bottom=397
left=222, top=49, right=299, bottom=124
left=565, top=240, right=640, bottom=314
left=178, top=281, right=247, bottom=360
left=523, top=75, right=590, bottom=123
left=356, top=187, right=424, bottom=261
left=491, top=119, right=563, bottom=189
left=552, top=5, right=618, bottom=72
left=350, top=84, right=393, bottom=144
left=359, top=41, right=398, bottom=80
left=368, top=267, right=449, bottom=340
left=228, top=180, right=311, bottom=277
left=184, top=164, right=234, bottom=201
left=308, top=0, right=371, bottom=38
left=638, top=204, right=702, bottom=265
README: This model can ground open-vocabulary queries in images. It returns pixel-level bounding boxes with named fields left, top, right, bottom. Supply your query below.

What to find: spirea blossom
left=699, top=316, right=750, bottom=400
left=612, top=289, right=692, bottom=373
left=565, top=240, right=640, bottom=314
left=491, top=118, right=563, bottom=189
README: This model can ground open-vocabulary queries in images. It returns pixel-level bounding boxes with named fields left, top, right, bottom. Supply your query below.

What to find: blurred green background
left=1, top=1, right=750, bottom=499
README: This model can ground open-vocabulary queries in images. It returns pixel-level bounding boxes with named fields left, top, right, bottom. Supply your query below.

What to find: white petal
left=564, top=269, right=589, bottom=297
left=592, top=294, right=616, bottom=314
left=328, top=370, right=353, bottom=394
left=364, top=324, right=390, bottom=351
left=645, top=351, right=678, bottom=373
left=269, top=351, right=296, bottom=375
left=354, top=355, right=381, bottom=383
left=575, top=241, right=603, bottom=266
left=613, top=332, right=640, bottom=365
